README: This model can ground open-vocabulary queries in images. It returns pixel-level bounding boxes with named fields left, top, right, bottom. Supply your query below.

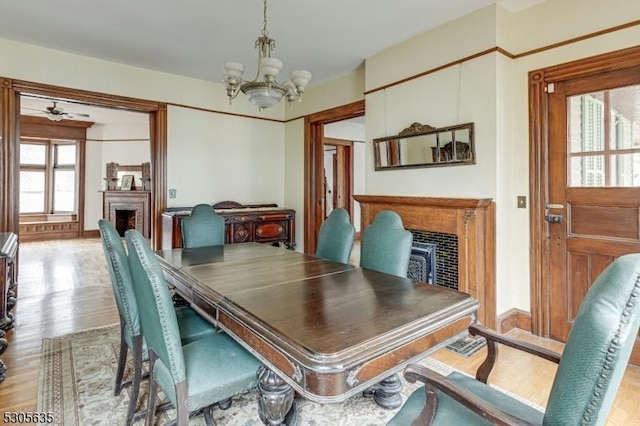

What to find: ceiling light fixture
left=223, top=0, right=311, bottom=110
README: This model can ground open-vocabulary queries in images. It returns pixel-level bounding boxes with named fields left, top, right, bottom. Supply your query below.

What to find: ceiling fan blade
left=67, top=112, right=90, bottom=118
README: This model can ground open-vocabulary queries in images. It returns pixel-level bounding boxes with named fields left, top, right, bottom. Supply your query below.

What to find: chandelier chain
left=261, top=0, right=268, bottom=37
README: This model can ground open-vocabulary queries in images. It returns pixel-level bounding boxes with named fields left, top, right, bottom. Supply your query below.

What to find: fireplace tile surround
left=354, top=195, right=495, bottom=328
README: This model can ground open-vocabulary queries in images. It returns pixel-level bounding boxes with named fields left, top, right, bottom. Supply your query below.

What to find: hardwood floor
left=0, top=239, right=118, bottom=413
left=0, top=238, right=639, bottom=425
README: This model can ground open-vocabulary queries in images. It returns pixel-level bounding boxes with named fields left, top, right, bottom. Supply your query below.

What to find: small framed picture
left=120, top=174, right=134, bottom=191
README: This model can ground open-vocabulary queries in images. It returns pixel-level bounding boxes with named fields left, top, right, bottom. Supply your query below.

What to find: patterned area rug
left=37, top=324, right=438, bottom=425
left=37, top=324, right=542, bottom=425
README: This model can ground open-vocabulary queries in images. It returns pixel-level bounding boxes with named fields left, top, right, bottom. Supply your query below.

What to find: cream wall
left=167, top=105, right=284, bottom=208
left=365, top=6, right=498, bottom=91
left=85, top=141, right=102, bottom=232
left=365, top=55, right=497, bottom=198
left=0, top=38, right=283, bottom=121
left=284, top=119, right=305, bottom=251
left=84, top=122, right=151, bottom=231
left=284, top=67, right=365, bottom=121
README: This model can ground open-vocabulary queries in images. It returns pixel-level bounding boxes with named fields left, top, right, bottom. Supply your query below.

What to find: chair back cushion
left=360, top=210, right=413, bottom=277
left=315, top=208, right=356, bottom=263
left=544, top=253, right=640, bottom=425
left=125, top=229, right=186, bottom=384
left=181, top=204, right=225, bottom=248
left=98, top=219, right=141, bottom=340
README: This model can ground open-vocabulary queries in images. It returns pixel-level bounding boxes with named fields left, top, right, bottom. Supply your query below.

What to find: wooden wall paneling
left=0, top=79, right=20, bottom=234
left=528, top=70, right=549, bottom=337
left=150, top=105, right=167, bottom=250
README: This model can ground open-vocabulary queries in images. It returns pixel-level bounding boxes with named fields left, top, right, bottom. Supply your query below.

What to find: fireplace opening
left=115, top=209, right=136, bottom=237
left=408, top=242, right=437, bottom=284
left=408, top=229, right=458, bottom=291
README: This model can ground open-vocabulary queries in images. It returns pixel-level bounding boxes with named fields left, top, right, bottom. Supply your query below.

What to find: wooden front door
left=547, top=65, right=640, bottom=359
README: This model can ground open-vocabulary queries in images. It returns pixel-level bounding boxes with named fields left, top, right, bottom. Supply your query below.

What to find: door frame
left=529, top=45, right=640, bottom=337
left=323, top=137, right=354, bottom=219
left=303, top=100, right=364, bottom=254
left=0, top=77, right=167, bottom=248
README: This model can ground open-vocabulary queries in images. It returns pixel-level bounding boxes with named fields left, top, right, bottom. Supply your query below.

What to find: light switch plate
left=517, top=196, right=526, bottom=208
left=169, top=188, right=177, bottom=199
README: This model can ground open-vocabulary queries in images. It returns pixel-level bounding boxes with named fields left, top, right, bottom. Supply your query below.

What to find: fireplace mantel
left=354, top=195, right=495, bottom=328
left=102, top=191, right=151, bottom=238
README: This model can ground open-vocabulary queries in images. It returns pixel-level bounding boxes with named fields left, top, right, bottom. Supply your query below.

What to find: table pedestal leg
left=363, top=374, right=403, bottom=410
left=257, top=365, right=296, bottom=425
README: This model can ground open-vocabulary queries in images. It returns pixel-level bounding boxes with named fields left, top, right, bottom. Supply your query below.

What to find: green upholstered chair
left=98, top=220, right=217, bottom=425
left=388, top=253, right=640, bottom=426
left=181, top=204, right=225, bottom=248
left=125, top=229, right=261, bottom=426
left=360, top=210, right=413, bottom=277
left=315, top=208, right=356, bottom=264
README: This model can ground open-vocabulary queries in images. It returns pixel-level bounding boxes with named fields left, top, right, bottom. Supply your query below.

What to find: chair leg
left=145, top=352, right=159, bottom=426
left=114, top=322, right=128, bottom=396
left=126, top=335, right=143, bottom=426
left=175, top=381, right=190, bottom=426
left=203, top=405, right=217, bottom=426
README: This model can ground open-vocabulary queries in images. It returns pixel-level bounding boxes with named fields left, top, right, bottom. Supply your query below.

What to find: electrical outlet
left=517, top=196, right=526, bottom=208
left=169, top=188, right=177, bottom=199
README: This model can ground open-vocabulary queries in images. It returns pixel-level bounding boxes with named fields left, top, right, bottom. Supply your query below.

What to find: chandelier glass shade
left=223, top=0, right=311, bottom=110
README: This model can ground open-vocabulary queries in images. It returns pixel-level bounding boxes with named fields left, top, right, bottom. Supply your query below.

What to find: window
left=568, top=85, right=640, bottom=187
left=19, top=139, right=78, bottom=214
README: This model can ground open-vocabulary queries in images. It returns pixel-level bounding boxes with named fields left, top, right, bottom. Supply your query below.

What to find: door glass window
left=568, top=85, right=640, bottom=187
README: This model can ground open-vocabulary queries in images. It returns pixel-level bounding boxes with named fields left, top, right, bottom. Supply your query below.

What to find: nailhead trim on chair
left=581, top=273, right=640, bottom=425
left=102, top=228, right=137, bottom=338
left=129, top=235, right=185, bottom=385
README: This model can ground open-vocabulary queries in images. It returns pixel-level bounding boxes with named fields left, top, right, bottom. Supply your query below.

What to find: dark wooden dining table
left=156, top=242, right=479, bottom=425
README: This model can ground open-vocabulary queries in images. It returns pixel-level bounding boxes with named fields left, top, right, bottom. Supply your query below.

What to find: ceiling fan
left=25, top=101, right=91, bottom=121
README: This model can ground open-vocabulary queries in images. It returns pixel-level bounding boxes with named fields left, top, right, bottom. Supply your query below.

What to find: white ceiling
left=0, top=0, right=543, bottom=90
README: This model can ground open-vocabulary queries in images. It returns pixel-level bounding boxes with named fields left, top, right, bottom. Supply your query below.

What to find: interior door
left=323, top=138, right=353, bottom=216
left=547, top=66, right=640, bottom=360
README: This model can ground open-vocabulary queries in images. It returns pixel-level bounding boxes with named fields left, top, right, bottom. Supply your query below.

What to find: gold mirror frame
left=373, top=122, right=475, bottom=170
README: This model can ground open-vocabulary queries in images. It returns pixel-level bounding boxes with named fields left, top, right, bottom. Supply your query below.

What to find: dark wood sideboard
left=162, top=201, right=295, bottom=250
left=0, top=232, right=18, bottom=383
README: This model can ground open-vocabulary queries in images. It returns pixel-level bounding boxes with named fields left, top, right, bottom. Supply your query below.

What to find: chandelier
left=223, top=0, right=311, bottom=110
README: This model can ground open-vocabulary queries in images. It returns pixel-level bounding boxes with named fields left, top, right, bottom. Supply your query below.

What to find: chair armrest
left=469, top=324, right=561, bottom=383
left=404, top=364, right=537, bottom=426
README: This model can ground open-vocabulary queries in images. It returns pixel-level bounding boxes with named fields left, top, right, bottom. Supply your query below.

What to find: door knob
left=545, top=214, right=563, bottom=223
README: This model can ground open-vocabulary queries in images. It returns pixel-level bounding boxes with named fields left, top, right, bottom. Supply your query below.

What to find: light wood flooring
left=1, top=238, right=639, bottom=424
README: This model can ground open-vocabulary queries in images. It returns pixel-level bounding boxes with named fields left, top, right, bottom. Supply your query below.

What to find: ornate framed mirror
left=373, top=122, right=475, bottom=170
